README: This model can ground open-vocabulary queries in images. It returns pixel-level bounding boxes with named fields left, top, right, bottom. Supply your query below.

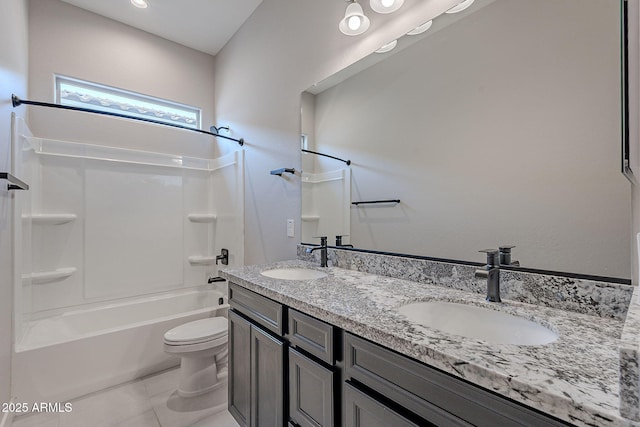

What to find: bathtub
left=13, top=288, right=228, bottom=404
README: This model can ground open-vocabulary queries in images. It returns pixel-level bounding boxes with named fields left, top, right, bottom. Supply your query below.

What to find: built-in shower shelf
left=301, top=215, right=320, bottom=222
left=23, top=267, right=77, bottom=285
left=187, top=214, right=217, bottom=223
left=188, top=256, right=216, bottom=265
left=24, top=214, right=77, bottom=225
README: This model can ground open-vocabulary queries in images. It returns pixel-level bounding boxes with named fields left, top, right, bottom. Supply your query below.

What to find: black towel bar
left=0, top=172, right=29, bottom=191
left=351, top=199, right=400, bottom=206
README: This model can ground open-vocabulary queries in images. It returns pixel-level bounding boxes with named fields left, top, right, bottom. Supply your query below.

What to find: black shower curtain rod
left=302, top=149, right=351, bottom=165
left=11, top=95, right=244, bottom=146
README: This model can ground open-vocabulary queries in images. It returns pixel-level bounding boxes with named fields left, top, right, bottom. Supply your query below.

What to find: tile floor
left=11, top=368, right=240, bottom=427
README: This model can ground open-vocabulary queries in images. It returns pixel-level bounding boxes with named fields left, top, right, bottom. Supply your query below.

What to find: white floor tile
left=142, top=367, right=181, bottom=397
left=12, top=412, right=59, bottom=427
left=116, top=410, right=160, bottom=427
left=151, top=382, right=228, bottom=427
left=14, top=367, right=232, bottom=427
left=59, top=380, right=152, bottom=427
left=188, top=410, right=240, bottom=427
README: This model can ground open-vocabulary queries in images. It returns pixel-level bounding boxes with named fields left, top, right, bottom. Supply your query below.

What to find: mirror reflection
left=301, top=0, right=631, bottom=279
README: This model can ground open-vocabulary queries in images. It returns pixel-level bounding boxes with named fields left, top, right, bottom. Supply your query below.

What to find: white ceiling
left=60, top=0, right=263, bottom=56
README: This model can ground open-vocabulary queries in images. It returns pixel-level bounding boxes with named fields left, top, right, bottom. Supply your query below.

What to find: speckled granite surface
left=620, top=286, right=640, bottom=420
left=298, top=246, right=633, bottom=320
left=221, top=260, right=637, bottom=427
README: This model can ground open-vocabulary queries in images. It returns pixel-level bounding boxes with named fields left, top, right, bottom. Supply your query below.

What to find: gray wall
left=215, top=0, right=461, bottom=264
left=28, top=0, right=217, bottom=159
left=0, top=0, right=29, bottom=407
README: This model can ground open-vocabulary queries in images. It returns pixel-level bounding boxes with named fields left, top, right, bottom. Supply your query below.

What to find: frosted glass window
left=55, top=75, right=201, bottom=129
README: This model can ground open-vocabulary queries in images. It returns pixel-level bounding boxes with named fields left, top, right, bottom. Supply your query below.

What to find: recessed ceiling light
left=445, top=0, right=474, bottom=14
left=131, top=0, right=149, bottom=9
left=407, top=20, right=433, bottom=36
left=375, top=39, right=397, bottom=54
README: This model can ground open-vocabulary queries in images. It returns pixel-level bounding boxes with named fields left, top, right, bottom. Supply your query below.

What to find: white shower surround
left=11, top=117, right=244, bottom=403
left=14, top=117, right=244, bottom=314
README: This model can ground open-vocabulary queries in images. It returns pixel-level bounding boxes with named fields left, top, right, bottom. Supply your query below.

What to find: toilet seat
left=164, top=317, right=228, bottom=345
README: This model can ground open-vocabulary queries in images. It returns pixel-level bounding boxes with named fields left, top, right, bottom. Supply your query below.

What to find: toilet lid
left=164, top=317, right=228, bottom=345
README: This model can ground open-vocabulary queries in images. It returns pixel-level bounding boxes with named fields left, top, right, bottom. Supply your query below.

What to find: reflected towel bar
left=0, top=172, right=29, bottom=191
left=302, top=149, right=351, bottom=165
left=352, top=199, right=400, bottom=206
left=12, top=95, right=244, bottom=146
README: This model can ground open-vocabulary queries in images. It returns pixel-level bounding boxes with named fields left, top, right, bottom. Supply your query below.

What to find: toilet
left=164, top=317, right=228, bottom=398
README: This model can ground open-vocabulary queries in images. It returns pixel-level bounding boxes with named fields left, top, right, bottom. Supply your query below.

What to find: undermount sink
left=260, top=267, right=328, bottom=281
left=397, top=301, right=558, bottom=346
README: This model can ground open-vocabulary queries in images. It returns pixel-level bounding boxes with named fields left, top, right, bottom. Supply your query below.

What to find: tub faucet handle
left=216, top=248, right=229, bottom=265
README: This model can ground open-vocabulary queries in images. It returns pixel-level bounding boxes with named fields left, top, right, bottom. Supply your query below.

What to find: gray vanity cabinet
left=288, top=348, right=334, bottom=427
left=229, top=310, right=251, bottom=426
left=229, top=284, right=285, bottom=427
left=251, top=324, right=285, bottom=427
left=228, top=281, right=572, bottom=427
left=229, top=282, right=338, bottom=427
left=229, top=310, right=284, bottom=427
left=344, top=333, right=571, bottom=427
left=344, top=382, right=420, bottom=427
left=287, top=309, right=337, bottom=427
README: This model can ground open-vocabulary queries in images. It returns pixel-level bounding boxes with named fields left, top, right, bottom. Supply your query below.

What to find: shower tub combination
left=10, top=118, right=244, bottom=405
left=13, top=288, right=228, bottom=404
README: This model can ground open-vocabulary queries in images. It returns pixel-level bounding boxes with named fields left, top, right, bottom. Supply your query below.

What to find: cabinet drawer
left=344, top=333, right=568, bottom=427
left=344, top=382, right=420, bottom=427
left=288, top=309, right=334, bottom=364
left=229, top=282, right=284, bottom=335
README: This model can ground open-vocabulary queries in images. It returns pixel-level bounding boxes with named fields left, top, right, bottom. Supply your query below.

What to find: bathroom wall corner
left=0, top=0, right=29, bottom=409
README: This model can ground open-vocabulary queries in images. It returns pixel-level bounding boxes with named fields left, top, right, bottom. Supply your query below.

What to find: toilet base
left=177, top=354, right=227, bottom=398
left=178, top=375, right=226, bottom=398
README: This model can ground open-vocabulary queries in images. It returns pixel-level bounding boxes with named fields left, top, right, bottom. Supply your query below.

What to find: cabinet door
left=251, top=325, right=284, bottom=427
left=289, top=348, right=334, bottom=427
left=344, top=383, right=422, bottom=427
left=229, top=311, right=252, bottom=427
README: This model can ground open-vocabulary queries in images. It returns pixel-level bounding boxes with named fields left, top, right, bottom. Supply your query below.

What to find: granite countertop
left=220, top=260, right=635, bottom=427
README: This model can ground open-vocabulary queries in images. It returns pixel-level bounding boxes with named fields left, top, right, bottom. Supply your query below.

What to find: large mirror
left=301, top=0, right=632, bottom=279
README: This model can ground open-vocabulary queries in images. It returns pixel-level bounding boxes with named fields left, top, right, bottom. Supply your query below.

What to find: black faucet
left=305, top=236, right=328, bottom=267
left=475, top=249, right=501, bottom=302
left=335, top=235, right=354, bottom=248
left=499, top=245, right=520, bottom=266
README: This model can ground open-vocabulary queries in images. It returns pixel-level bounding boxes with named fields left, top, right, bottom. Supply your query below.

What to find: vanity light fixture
left=130, top=0, right=149, bottom=8
left=375, top=39, right=398, bottom=53
left=445, top=0, right=475, bottom=14
left=339, top=1, right=370, bottom=36
left=370, top=0, right=404, bottom=14
left=407, top=20, right=433, bottom=36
